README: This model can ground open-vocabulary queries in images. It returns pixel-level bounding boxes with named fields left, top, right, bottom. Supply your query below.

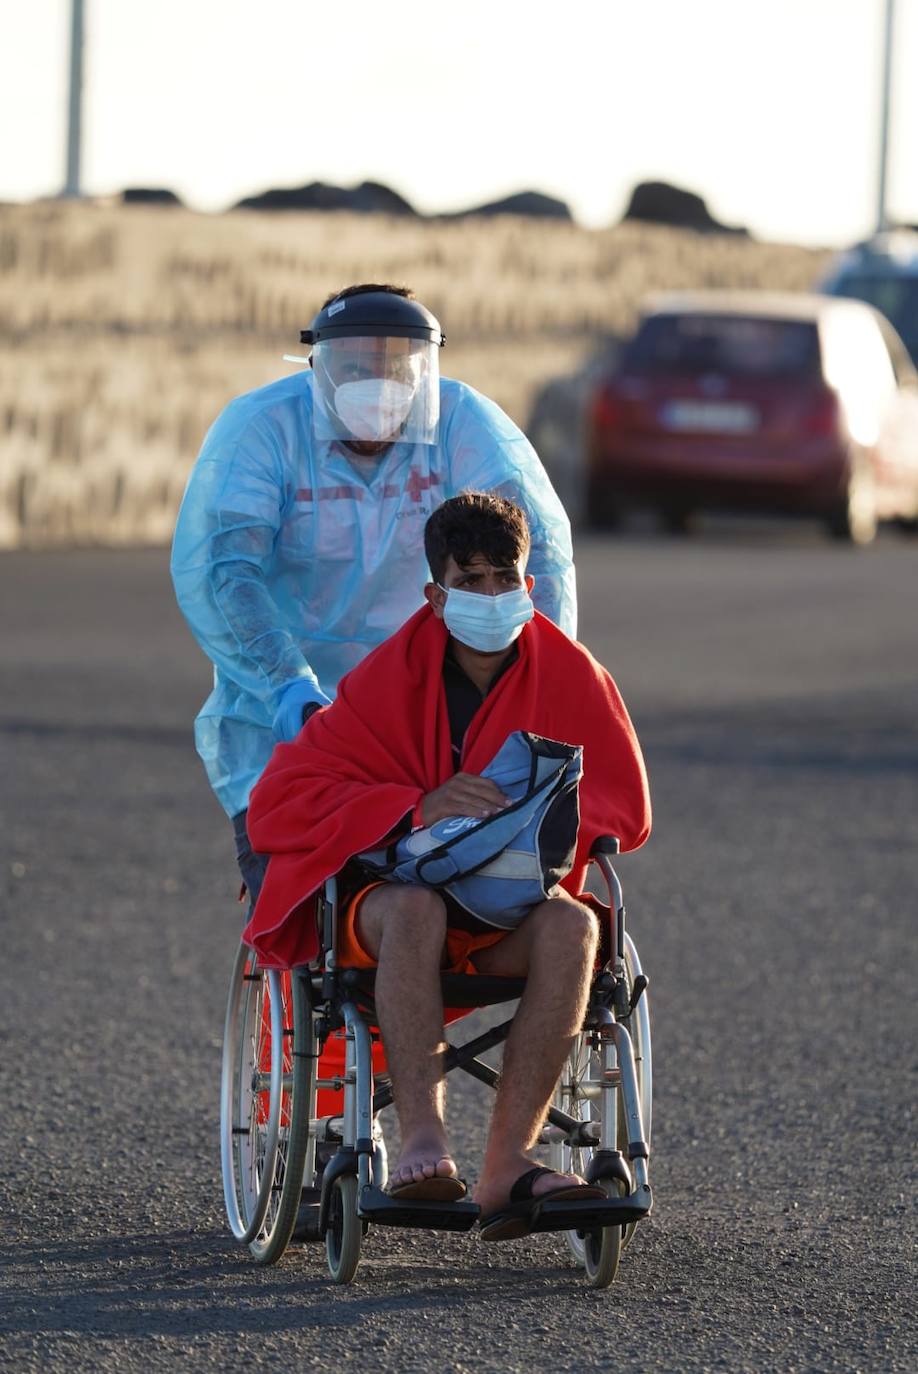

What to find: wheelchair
left=219, top=835, right=652, bottom=1289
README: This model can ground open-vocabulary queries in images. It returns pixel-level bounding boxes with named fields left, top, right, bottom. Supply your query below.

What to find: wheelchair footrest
left=357, top=1184, right=481, bottom=1231
left=530, top=1186, right=652, bottom=1233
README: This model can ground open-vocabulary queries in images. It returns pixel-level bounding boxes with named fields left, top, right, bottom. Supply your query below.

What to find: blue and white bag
left=359, top=731, right=583, bottom=929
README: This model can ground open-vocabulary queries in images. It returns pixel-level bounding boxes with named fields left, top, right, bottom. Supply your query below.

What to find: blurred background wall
left=0, top=199, right=828, bottom=547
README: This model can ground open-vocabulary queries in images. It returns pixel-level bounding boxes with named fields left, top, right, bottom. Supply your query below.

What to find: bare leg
left=356, top=885, right=459, bottom=1188
left=471, top=896, right=598, bottom=1214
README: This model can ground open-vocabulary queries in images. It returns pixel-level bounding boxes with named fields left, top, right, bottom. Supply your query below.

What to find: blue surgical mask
left=438, top=583, right=534, bottom=653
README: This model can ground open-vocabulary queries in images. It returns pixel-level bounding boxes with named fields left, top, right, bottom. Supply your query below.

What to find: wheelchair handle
left=590, top=834, right=620, bottom=856
left=589, top=841, right=625, bottom=967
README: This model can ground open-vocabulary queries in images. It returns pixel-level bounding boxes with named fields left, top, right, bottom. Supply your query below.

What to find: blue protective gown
left=171, top=370, right=577, bottom=818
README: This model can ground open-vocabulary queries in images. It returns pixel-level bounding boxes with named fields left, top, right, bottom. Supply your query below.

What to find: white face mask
left=333, top=378, right=416, bottom=441
left=438, top=584, right=534, bottom=653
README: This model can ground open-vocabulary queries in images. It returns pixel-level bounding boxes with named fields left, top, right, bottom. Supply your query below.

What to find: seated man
left=244, top=492, right=651, bottom=1239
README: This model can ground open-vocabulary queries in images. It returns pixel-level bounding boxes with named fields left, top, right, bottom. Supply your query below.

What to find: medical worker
left=171, top=283, right=577, bottom=907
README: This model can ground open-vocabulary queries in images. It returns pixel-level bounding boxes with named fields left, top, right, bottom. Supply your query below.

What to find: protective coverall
left=171, top=370, right=577, bottom=820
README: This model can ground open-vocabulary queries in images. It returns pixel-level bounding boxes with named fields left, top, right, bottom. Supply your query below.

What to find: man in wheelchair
left=244, top=492, right=650, bottom=1240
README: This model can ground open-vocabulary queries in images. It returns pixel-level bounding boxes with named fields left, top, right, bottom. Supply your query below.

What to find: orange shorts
left=337, top=881, right=506, bottom=975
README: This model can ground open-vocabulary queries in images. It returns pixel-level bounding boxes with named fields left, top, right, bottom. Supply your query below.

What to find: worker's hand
left=272, top=679, right=331, bottom=742
left=420, top=773, right=511, bottom=827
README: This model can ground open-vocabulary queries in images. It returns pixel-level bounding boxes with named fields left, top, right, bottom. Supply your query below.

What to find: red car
left=586, top=291, right=918, bottom=542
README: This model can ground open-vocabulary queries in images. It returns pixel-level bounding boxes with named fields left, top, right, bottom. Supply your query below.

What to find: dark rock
left=233, top=180, right=417, bottom=215
left=120, top=187, right=183, bottom=207
left=622, top=180, right=748, bottom=236
left=444, top=190, right=573, bottom=221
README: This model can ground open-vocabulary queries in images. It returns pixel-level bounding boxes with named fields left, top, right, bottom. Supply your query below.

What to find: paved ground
left=2, top=522, right=916, bottom=1373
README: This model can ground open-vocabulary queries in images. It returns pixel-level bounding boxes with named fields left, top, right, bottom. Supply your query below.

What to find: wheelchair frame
left=219, top=835, right=652, bottom=1288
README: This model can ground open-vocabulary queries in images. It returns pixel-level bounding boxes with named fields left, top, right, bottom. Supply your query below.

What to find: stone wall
left=0, top=200, right=829, bottom=546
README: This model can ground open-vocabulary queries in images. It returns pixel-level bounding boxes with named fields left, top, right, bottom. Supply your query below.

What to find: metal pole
left=63, top=0, right=84, bottom=198
left=876, top=0, right=895, bottom=233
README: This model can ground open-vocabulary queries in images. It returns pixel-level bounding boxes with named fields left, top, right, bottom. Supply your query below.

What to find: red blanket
left=244, top=607, right=651, bottom=968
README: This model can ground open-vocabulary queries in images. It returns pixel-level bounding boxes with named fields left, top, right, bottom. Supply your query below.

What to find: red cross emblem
left=404, top=467, right=439, bottom=503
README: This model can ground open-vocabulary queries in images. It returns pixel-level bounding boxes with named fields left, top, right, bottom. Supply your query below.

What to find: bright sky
left=2, top=0, right=916, bottom=247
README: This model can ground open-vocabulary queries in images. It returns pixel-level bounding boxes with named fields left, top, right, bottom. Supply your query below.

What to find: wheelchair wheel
left=551, top=940, right=652, bottom=1269
left=582, top=1181, right=625, bottom=1289
left=551, top=1031, right=604, bottom=1270
left=623, top=937, right=652, bottom=1140
left=621, top=936, right=652, bottom=1250
left=325, top=1174, right=361, bottom=1284
left=220, top=944, right=315, bottom=1264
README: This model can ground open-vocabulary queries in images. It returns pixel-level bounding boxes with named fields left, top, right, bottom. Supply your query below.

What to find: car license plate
left=660, top=400, right=759, bottom=433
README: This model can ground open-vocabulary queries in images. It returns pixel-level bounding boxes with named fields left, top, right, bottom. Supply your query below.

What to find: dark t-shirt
left=442, top=640, right=518, bottom=769
left=432, top=641, right=518, bottom=932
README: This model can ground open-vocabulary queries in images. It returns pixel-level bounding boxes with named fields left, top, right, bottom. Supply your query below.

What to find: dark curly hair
left=424, top=492, right=531, bottom=584
left=321, top=283, right=414, bottom=308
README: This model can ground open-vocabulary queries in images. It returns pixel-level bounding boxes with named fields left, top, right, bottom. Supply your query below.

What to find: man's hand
left=420, top=773, right=511, bottom=827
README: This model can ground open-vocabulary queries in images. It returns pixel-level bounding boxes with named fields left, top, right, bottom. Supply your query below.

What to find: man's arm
left=443, top=386, right=578, bottom=638
left=170, top=414, right=328, bottom=722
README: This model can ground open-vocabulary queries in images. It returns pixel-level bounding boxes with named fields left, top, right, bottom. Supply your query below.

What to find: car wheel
left=659, top=506, right=694, bottom=536
left=585, top=479, right=623, bottom=531
left=826, top=456, right=878, bottom=546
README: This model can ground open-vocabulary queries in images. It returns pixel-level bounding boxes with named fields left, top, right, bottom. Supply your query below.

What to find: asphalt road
left=2, top=523, right=916, bottom=1373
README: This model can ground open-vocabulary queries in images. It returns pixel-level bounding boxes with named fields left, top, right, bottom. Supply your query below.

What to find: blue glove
left=272, top=679, right=331, bottom=742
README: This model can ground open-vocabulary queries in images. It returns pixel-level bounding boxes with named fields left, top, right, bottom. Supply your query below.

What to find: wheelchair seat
left=338, top=966, right=528, bottom=1009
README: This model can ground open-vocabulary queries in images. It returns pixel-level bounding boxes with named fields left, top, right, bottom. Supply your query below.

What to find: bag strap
left=415, top=762, right=572, bottom=884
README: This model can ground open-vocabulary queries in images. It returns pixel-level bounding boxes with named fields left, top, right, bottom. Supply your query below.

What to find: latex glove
left=272, top=679, right=331, bottom=742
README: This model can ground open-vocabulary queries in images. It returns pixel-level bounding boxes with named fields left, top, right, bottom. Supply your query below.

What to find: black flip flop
left=478, top=1166, right=606, bottom=1242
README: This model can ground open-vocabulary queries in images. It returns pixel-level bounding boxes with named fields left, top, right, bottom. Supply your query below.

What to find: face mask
left=334, top=379, right=415, bottom=441
left=438, top=584, right=534, bottom=653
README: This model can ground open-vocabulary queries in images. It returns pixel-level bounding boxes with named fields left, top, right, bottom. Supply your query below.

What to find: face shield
left=311, top=335, right=440, bottom=446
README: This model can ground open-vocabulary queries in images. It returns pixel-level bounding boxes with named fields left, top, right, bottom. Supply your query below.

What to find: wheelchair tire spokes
left=548, top=944, right=653, bottom=1285
left=550, top=1023, right=638, bottom=1288
left=249, top=973, right=292, bottom=1241
left=220, top=949, right=317, bottom=1263
left=551, top=1032, right=601, bottom=1269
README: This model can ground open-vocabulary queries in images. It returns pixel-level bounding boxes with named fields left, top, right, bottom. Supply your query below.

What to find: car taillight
left=802, top=388, right=840, bottom=437
left=591, top=386, right=624, bottom=430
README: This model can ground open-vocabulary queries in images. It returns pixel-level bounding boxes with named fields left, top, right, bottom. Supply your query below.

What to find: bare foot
left=388, top=1152, right=459, bottom=1191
